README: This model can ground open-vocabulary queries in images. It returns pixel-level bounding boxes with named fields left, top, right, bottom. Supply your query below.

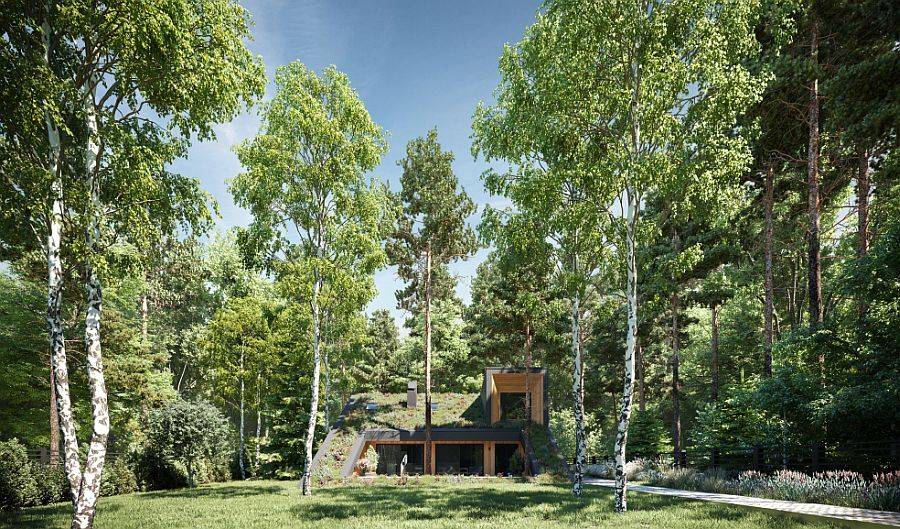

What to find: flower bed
left=647, top=468, right=900, bottom=512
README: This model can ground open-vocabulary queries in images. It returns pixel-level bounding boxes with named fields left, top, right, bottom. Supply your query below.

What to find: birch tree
left=477, top=0, right=764, bottom=509
left=8, top=1, right=265, bottom=525
left=474, top=135, right=610, bottom=497
left=232, top=63, right=391, bottom=495
left=0, top=1, right=85, bottom=500
left=387, top=130, right=477, bottom=475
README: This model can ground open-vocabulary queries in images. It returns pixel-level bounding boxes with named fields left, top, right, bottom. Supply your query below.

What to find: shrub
left=355, top=446, right=380, bottom=475
left=584, top=457, right=665, bottom=481
left=31, top=463, right=69, bottom=505
left=144, top=398, right=232, bottom=487
left=0, top=438, right=38, bottom=510
left=100, top=458, right=139, bottom=497
left=647, top=468, right=900, bottom=512
left=627, top=411, right=672, bottom=456
left=507, top=451, right=525, bottom=476
left=135, top=448, right=188, bottom=490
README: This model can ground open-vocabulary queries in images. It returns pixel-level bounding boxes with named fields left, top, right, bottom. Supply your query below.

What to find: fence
left=25, top=449, right=126, bottom=465
left=578, top=439, right=900, bottom=476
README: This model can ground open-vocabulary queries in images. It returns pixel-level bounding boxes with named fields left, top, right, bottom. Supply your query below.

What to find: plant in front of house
left=355, top=446, right=380, bottom=476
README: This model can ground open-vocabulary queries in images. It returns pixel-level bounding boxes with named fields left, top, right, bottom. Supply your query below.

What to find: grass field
left=0, top=478, right=850, bottom=529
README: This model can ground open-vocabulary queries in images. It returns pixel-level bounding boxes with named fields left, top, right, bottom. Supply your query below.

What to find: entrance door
left=494, top=443, right=520, bottom=475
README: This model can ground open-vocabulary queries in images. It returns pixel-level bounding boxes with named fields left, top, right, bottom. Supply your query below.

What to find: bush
left=647, top=468, right=900, bottom=512
left=507, top=451, right=525, bottom=476
left=31, top=463, right=69, bottom=505
left=0, top=438, right=38, bottom=510
left=100, top=458, right=139, bottom=497
left=584, top=457, right=666, bottom=481
left=135, top=448, right=189, bottom=490
left=144, top=398, right=233, bottom=487
left=628, top=411, right=672, bottom=456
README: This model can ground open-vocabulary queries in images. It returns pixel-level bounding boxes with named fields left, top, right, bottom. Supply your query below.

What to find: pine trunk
left=764, top=167, right=775, bottom=377
left=711, top=304, right=719, bottom=402
left=571, top=293, right=585, bottom=496
left=42, top=9, right=81, bottom=500
left=524, top=322, right=533, bottom=437
left=856, top=146, right=869, bottom=328
left=807, top=19, right=823, bottom=333
left=301, top=272, right=322, bottom=495
left=423, top=245, right=433, bottom=475
left=72, top=75, right=110, bottom=529
left=614, top=187, right=639, bottom=513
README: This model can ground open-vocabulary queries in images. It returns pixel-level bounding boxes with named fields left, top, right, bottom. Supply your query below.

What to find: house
left=311, top=367, right=567, bottom=477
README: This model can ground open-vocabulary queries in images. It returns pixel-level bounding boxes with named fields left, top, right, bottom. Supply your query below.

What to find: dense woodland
left=0, top=0, right=898, bottom=524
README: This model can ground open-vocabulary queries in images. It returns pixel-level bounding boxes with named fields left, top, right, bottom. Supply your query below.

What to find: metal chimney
left=407, top=381, right=417, bottom=408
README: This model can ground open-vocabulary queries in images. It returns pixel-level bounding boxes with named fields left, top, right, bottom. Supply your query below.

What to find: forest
left=0, top=0, right=898, bottom=527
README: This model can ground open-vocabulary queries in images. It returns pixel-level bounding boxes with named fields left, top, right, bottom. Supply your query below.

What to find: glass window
left=375, top=443, right=424, bottom=475
left=500, top=392, right=526, bottom=422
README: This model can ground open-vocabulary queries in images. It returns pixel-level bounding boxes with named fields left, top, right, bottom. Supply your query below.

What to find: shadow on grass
left=290, top=483, right=705, bottom=522
left=138, top=483, right=283, bottom=500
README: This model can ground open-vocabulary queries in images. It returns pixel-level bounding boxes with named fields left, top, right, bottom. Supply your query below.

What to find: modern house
left=311, top=367, right=566, bottom=477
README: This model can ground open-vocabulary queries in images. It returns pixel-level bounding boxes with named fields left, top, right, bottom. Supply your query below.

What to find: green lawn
left=0, top=479, right=850, bottom=529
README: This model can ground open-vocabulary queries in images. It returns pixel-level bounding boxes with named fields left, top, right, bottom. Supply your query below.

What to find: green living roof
left=313, top=392, right=486, bottom=478
left=312, top=391, right=568, bottom=479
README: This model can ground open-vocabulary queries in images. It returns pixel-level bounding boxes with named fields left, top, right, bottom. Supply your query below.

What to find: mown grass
left=0, top=478, right=852, bottom=529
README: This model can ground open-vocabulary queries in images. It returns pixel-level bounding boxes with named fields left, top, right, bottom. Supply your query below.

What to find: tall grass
left=648, top=468, right=900, bottom=512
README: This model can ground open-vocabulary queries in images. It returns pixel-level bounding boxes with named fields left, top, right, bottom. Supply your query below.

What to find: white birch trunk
left=614, top=188, right=639, bottom=513
left=301, top=271, right=322, bottom=495
left=72, top=74, right=110, bottom=529
left=571, top=293, right=585, bottom=496
left=239, top=347, right=245, bottom=480
left=255, top=378, right=262, bottom=473
left=424, top=245, right=433, bottom=474
left=324, top=344, right=331, bottom=429
left=42, top=11, right=82, bottom=503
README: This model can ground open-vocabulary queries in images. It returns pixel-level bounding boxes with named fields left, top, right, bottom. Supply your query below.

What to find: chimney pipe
left=407, top=381, right=417, bottom=408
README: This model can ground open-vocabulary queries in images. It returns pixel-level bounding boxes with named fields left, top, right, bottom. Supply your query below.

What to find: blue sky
left=171, top=0, right=541, bottom=324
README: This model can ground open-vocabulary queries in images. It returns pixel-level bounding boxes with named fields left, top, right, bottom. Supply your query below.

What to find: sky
left=171, top=0, right=541, bottom=325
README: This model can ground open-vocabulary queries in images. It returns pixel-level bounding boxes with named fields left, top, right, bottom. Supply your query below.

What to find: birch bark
left=42, top=9, right=81, bottom=501
left=301, top=270, right=322, bottom=495
left=72, top=74, right=111, bottom=529
left=423, top=244, right=433, bottom=475
left=614, top=187, right=638, bottom=513
left=239, top=347, right=245, bottom=480
left=255, top=378, right=262, bottom=473
left=571, top=293, right=585, bottom=496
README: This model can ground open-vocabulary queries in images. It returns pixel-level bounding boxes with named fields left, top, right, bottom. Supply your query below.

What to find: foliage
left=356, top=310, right=402, bottom=393
left=549, top=408, right=605, bottom=462
left=507, top=451, right=525, bottom=476
left=649, top=468, right=900, bottom=512
left=144, top=399, right=232, bottom=487
left=99, top=459, right=139, bottom=498
left=0, top=438, right=38, bottom=510
left=388, top=128, right=478, bottom=317
left=627, top=411, right=673, bottom=457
